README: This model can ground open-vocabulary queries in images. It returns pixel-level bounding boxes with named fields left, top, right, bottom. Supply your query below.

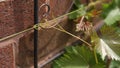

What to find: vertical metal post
left=34, top=0, right=38, bottom=68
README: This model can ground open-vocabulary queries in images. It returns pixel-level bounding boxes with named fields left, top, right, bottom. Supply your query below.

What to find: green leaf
left=110, top=60, right=120, bottom=68
left=104, top=7, right=120, bottom=25
left=100, top=26, right=120, bottom=57
left=101, top=1, right=115, bottom=18
left=114, top=0, right=120, bottom=7
left=52, top=46, right=105, bottom=68
left=101, top=0, right=120, bottom=25
left=91, top=25, right=120, bottom=61
left=68, top=5, right=86, bottom=19
left=90, top=63, right=105, bottom=68
left=68, top=11, right=81, bottom=19
left=74, top=0, right=81, bottom=8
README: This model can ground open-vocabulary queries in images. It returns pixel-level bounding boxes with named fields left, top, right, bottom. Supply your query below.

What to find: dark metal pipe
left=34, top=0, right=38, bottom=68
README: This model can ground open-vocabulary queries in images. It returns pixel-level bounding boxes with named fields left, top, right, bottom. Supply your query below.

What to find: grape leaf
left=101, top=0, right=120, bottom=25
left=74, top=0, right=81, bottom=8
left=69, top=5, right=86, bottom=19
left=114, top=0, right=120, bottom=7
left=91, top=25, right=120, bottom=61
left=110, top=60, right=120, bottom=68
left=53, top=46, right=105, bottom=68
left=104, top=7, right=120, bottom=25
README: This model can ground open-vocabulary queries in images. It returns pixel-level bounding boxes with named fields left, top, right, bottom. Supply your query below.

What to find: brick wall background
left=0, top=0, right=73, bottom=68
left=0, top=40, right=16, bottom=68
left=0, top=0, right=90, bottom=68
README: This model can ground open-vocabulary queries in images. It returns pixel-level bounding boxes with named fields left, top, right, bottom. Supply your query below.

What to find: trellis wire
left=0, top=8, right=81, bottom=42
left=0, top=0, right=102, bottom=42
left=0, top=1, right=103, bottom=67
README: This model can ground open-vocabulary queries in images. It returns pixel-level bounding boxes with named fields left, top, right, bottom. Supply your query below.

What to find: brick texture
left=0, top=0, right=73, bottom=68
left=0, top=0, right=45, bottom=38
left=0, top=0, right=15, bottom=38
left=0, top=40, right=16, bottom=68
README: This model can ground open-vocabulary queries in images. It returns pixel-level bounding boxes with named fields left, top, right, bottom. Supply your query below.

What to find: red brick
left=0, top=40, right=16, bottom=68
left=0, top=0, right=73, bottom=68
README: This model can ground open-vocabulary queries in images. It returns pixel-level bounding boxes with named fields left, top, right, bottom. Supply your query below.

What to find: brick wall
left=0, top=0, right=73, bottom=68
left=0, top=40, right=16, bottom=68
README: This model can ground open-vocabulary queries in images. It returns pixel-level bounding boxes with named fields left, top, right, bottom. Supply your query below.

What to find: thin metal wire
left=0, top=1, right=102, bottom=42
left=39, top=3, right=50, bottom=18
left=0, top=8, right=88, bottom=42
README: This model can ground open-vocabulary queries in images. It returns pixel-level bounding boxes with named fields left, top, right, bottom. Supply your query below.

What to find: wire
left=0, top=27, right=33, bottom=42
left=0, top=0, right=102, bottom=42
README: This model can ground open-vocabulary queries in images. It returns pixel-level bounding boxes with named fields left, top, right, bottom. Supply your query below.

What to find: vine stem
left=106, top=56, right=112, bottom=68
left=80, top=16, right=85, bottom=24
left=53, top=25, right=93, bottom=49
left=86, top=0, right=103, bottom=7
left=0, top=0, right=103, bottom=42
left=38, top=0, right=103, bottom=29
left=94, top=47, right=98, bottom=64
